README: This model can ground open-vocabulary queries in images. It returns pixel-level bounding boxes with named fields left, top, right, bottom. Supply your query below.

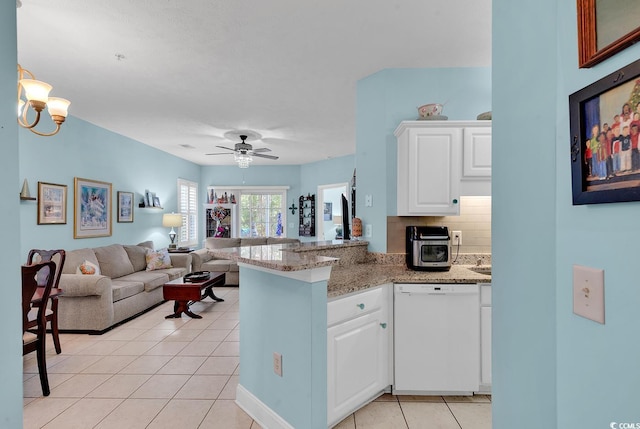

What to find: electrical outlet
left=365, top=195, right=373, bottom=207
left=573, top=265, right=605, bottom=324
left=273, top=352, right=283, bottom=376
left=452, top=230, right=462, bottom=245
left=365, top=224, right=372, bottom=237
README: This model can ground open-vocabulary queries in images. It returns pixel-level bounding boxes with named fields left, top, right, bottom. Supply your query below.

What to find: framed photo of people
left=577, top=0, right=640, bottom=68
left=569, top=58, right=640, bottom=204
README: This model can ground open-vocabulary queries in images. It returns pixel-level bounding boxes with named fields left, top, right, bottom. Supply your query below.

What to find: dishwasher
left=393, top=283, right=480, bottom=395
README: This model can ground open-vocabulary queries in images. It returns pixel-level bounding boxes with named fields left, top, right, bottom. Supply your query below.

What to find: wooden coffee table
left=163, top=272, right=225, bottom=319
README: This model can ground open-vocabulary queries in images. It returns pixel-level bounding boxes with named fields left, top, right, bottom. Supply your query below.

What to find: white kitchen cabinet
left=395, top=121, right=492, bottom=216
left=479, top=283, right=492, bottom=391
left=327, top=284, right=392, bottom=427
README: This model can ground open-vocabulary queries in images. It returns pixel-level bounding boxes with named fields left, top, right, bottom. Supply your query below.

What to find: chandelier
left=234, top=152, right=253, bottom=168
left=17, top=64, right=70, bottom=137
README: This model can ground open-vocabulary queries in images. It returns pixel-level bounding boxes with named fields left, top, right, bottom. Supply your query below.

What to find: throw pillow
left=76, top=259, right=100, bottom=275
left=145, top=248, right=173, bottom=271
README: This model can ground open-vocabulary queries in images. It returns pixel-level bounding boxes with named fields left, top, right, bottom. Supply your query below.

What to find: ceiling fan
left=206, top=134, right=279, bottom=161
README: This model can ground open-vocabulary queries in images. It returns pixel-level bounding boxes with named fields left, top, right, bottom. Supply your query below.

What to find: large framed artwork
left=578, top=0, right=640, bottom=68
left=569, top=58, right=640, bottom=204
left=74, top=177, right=112, bottom=238
left=37, top=182, right=67, bottom=225
left=117, top=191, right=134, bottom=223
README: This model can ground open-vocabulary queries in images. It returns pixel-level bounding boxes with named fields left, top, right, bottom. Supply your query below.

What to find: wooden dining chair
left=26, top=249, right=65, bottom=354
left=22, top=261, right=56, bottom=396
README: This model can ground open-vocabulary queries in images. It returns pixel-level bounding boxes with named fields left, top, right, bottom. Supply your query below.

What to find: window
left=239, top=190, right=286, bottom=237
left=177, top=178, right=198, bottom=246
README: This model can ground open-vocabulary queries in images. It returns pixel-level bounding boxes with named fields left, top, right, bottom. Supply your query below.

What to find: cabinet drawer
left=328, top=286, right=385, bottom=326
left=480, top=284, right=491, bottom=306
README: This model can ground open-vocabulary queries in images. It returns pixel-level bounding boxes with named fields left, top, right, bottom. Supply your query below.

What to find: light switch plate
left=572, top=265, right=605, bottom=324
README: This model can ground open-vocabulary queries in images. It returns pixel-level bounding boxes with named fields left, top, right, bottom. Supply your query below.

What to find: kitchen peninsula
left=207, top=240, right=490, bottom=429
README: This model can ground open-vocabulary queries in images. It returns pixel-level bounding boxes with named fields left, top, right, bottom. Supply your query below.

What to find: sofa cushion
left=63, top=248, right=100, bottom=275
left=145, top=248, right=173, bottom=271
left=206, top=238, right=241, bottom=249
left=118, top=271, right=169, bottom=292
left=110, top=280, right=145, bottom=302
left=124, top=245, right=148, bottom=272
left=155, top=267, right=188, bottom=281
left=137, top=240, right=154, bottom=250
left=202, top=259, right=233, bottom=272
left=240, top=238, right=268, bottom=246
left=94, top=244, right=135, bottom=279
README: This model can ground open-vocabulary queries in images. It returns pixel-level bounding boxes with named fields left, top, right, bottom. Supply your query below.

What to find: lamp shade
left=162, top=213, right=182, bottom=228
left=47, top=97, right=71, bottom=118
left=19, top=79, right=52, bottom=104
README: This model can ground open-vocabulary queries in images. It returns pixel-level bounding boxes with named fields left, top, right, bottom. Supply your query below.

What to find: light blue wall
left=491, top=1, right=557, bottom=427
left=0, top=2, right=24, bottom=426
left=555, top=2, right=640, bottom=428
left=493, top=0, right=640, bottom=427
left=19, top=116, right=201, bottom=255
left=356, top=68, right=492, bottom=251
left=239, top=266, right=328, bottom=428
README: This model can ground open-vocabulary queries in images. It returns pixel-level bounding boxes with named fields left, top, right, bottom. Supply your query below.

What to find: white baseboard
left=235, top=384, right=295, bottom=429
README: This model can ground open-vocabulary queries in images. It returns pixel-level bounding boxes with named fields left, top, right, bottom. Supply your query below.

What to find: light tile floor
left=24, top=287, right=491, bottom=428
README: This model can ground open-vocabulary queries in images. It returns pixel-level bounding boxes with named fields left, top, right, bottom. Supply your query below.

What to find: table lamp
left=162, top=213, right=182, bottom=249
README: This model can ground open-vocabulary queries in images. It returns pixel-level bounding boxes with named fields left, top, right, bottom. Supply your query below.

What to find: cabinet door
left=398, top=127, right=461, bottom=215
left=463, top=127, right=492, bottom=178
left=480, top=306, right=492, bottom=386
left=327, top=309, right=389, bottom=426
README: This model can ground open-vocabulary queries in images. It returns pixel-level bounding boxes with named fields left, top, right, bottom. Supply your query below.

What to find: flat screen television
left=341, top=194, right=350, bottom=240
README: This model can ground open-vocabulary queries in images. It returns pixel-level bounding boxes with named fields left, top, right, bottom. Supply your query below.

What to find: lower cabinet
left=479, top=283, right=492, bottom=391
left=327, top=284, right=392, bottom=427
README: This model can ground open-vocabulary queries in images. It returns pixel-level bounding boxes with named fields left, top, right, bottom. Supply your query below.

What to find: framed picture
left=117, top=191, right=134, bottom=223
left=578, top=0, right=640, bottom=68
left=153, top=196, right=162, bottom=208
left=569, top=58, right=640, bottom=204
left=74, top=177, right=112, bottom=238
left=323, top=202, right=332, bottom=221
left=37, top=182, right=67, bottom=225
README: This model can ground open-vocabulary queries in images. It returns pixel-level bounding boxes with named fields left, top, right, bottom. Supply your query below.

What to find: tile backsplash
left=387, top=196, right=491, bottom=254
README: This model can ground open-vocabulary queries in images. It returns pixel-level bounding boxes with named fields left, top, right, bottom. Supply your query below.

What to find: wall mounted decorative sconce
left=289, top=201, right=298, bottom=214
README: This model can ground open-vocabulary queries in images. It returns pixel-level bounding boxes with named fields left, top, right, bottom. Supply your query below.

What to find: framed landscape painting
left=569, top=58, right=640, bottom=204
left=37, top=182, right=67, bottom=225
left=117, top=191, right=134, bottom=223
left=74, top=177, right=112, bottom=238
left=578, top=0, right=640, bottom=68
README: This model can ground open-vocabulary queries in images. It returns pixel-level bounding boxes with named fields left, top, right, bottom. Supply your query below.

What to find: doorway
left=317, top=182, right=348, bottom=241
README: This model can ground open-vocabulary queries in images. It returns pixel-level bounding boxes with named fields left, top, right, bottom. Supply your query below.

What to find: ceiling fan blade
left=205, top=152, right=234, bottom=156
left=215, top=145, right=236, bottom=151
left=251, top=147, right=271, bottom=153
left=252, top=153, right=279, bottom=160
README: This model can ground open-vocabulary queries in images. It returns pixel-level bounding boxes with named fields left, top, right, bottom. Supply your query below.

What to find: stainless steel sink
left=468, top=266, right=491, bottom=275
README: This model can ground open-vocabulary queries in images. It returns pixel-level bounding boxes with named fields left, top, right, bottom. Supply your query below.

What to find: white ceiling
left=16, top=0, right=491, bottom=166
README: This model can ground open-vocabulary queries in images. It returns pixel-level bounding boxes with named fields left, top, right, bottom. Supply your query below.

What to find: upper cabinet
left=396, top=121, right=491, bottom=216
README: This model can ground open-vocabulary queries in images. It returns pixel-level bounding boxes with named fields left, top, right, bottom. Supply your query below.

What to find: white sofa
left=58, top=241, right=191, bottom=333
left=191, top=237, right=300, bottom=286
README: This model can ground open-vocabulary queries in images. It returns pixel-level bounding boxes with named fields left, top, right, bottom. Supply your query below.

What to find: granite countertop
left=209, top=242, right=339, bottom=272
left=208, top=240, right=490, bottom=297
left=327, top=263, right=491, bottom=298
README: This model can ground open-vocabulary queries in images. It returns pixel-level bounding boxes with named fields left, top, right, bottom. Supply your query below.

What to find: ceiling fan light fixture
left=235, top=152, right=253, bottom=168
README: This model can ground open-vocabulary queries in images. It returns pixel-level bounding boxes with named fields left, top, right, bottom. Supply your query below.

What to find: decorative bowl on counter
left=417, top=103, right=443, bottom=118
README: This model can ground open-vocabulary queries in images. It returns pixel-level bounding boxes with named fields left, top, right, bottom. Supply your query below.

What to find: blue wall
left=493, top=0, right=640, bottom=427
left=19, top=116, right=201, bottom=255
left=356, top=68, right=492, bottom=251
left=0, top=2, right=24, bottom=426
left=555, top=2, right=640, bottom=427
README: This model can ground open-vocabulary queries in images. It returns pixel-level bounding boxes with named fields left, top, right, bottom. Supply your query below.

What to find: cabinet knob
left=452, top=198, right=458, bottom=204
left=380, top=322, right=387, bottom=329
left=356, top=303, right=365, bottom=310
